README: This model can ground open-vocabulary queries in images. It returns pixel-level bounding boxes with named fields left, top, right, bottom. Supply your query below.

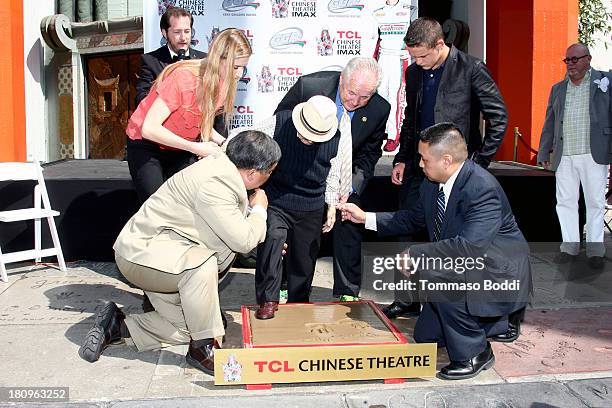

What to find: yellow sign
left=214, top=343, right=437, bottom=385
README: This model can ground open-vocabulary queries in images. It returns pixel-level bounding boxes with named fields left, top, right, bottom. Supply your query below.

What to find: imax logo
left=328, top=0, right=364, bottom=13
left=222, top=0, right=260, bottom=12
left=269, top=27, right=306, bottom=49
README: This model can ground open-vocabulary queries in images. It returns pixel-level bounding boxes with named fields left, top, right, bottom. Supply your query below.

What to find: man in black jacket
left=135, top=7, right=206, bottom=106
left=275, top=57, right=391, bottom=301
left=385, top=17, right=510, bottom=324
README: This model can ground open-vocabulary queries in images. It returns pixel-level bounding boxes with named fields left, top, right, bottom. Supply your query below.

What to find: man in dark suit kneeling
left=339, top=123, right=531, bottom=380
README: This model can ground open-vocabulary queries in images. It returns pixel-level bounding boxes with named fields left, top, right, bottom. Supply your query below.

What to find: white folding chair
left=605, top=166, right=612, bottom=234
left=0, top=161, right=66, bottom=282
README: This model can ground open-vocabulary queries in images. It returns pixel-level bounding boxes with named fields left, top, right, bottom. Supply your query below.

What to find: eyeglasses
left=562, top=55, right=589, bottom=64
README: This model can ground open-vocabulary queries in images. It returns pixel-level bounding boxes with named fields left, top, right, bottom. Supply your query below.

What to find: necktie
left=338, top=108, right=353, bottom=197
left=433, top=187, right=445, bottom=241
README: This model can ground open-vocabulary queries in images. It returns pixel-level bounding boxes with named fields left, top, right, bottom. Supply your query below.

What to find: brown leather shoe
left=186, top=339, right=219, bottom=375
left=255, top=301, right=279, bottom=320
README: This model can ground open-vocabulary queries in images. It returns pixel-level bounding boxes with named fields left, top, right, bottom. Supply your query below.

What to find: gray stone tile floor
left=1, top=241, right=612, bottom=406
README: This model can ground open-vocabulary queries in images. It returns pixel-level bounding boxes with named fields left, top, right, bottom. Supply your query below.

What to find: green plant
left=579, top=0, right=612, bottom=48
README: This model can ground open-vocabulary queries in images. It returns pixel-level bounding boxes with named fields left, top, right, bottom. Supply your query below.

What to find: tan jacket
left=113, top=154, right=266, bottom=274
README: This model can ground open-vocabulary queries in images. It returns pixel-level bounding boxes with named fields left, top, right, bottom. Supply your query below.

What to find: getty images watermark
left=371, top=252, right=520, bottom=292
left=361, top=243, right=531, bottom=304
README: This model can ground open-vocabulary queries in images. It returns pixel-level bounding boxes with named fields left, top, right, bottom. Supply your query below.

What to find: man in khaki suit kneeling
left=79, top=131, right=281, bottom=375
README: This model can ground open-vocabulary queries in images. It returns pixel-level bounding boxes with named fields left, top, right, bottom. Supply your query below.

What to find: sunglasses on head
left=562, top=55, right=589, bottom=64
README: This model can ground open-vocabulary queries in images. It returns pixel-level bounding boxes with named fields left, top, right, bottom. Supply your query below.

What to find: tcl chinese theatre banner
left=145, top=0, right=418, bottom=139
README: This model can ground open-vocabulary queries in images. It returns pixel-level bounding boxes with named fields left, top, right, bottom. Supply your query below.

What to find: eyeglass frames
left=562, top=55, right=589, bottom=64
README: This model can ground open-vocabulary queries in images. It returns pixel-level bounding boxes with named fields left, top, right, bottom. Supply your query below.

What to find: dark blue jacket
left=377, top=159, right=531, bottom=317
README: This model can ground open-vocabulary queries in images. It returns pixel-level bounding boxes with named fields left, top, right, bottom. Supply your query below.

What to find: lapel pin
left=361, top=116, right=367, bottom=122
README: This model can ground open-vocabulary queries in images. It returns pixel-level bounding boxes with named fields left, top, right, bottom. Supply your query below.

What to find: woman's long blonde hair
left=153, top=28, right=252, bottom=141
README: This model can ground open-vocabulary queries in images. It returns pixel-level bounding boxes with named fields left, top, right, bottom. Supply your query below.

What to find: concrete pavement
left=1, top=243, right=612, bottom=407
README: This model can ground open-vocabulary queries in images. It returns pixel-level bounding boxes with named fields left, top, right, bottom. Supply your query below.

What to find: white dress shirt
left=168, top=46, right=190, bottom=59
left=365, top=161, right=465, bottom=231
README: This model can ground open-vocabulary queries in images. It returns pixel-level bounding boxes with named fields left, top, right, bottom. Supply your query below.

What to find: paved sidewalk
left=1, top=245, right=612, bottom=406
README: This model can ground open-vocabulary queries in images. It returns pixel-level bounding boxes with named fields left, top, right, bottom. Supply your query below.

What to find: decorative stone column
left=94, top=0, right=108, bottom=21
left=77, top=0, right=93, bottom=22
left=41, top=13, right=143, bottom=159
left=41, top=14, right=85, bottom=158
left=58, top=0, right=75, bottom=21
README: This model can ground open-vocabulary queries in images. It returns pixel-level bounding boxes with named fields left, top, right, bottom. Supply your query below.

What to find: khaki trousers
left=115, top=254, right=224, bottom=351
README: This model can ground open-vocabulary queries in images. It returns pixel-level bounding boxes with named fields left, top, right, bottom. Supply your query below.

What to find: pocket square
left=594, top=77, right=609, bottom=93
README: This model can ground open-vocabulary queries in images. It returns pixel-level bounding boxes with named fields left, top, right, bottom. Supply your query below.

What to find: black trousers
left=332, top=194, right=365, bottom=297
left=126, top=138, right=196, bottom=204
left=395, top=170, right=427, bottom=304
left=414, top=302, right=507, bottom=361
left=398, top=170, right=425, bottom=214
left=255, top=205, right=325, bottom=304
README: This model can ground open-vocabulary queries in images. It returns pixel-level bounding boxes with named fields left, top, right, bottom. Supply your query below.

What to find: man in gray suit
left=79, top=131, right=281, bottom=376
left=538, top=43, right=612, bottom=269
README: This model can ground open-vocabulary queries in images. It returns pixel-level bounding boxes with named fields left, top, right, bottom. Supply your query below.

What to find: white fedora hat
left=291, top=95, right=338, bottom=143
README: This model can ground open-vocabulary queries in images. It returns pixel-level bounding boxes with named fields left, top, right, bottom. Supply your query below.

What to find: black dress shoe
left=490, top=307, right=525, bottom=343
left=234, top=251, right=257, bottom=269
left=439, top=342, right=495, bottom=380
left=221, top=309, right=227, bottom=329
left=553, top=252, right=577, bottom=264
left=490, top=321, right=520, bottom=343
left=588, top=256, right=605, bottom=270
left=142, top=294, right=154, bottom=313
left=381, top=301, right=421, bottom=319
left=219, top=264, right=232, bottom=285
left=79, top=301, right=126, bottom=362
left=186, top=339, right=219, bottom=375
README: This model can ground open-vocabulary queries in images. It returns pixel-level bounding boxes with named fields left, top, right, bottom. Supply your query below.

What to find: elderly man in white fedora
left=230, top=95, right=351, bottom=319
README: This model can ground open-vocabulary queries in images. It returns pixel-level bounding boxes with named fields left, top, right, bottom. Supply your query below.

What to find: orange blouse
left=126, top=68, right=202, bottom=148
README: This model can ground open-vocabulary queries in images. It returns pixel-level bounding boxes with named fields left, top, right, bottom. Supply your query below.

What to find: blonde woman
left=126, top=28, right=251, bottom=202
